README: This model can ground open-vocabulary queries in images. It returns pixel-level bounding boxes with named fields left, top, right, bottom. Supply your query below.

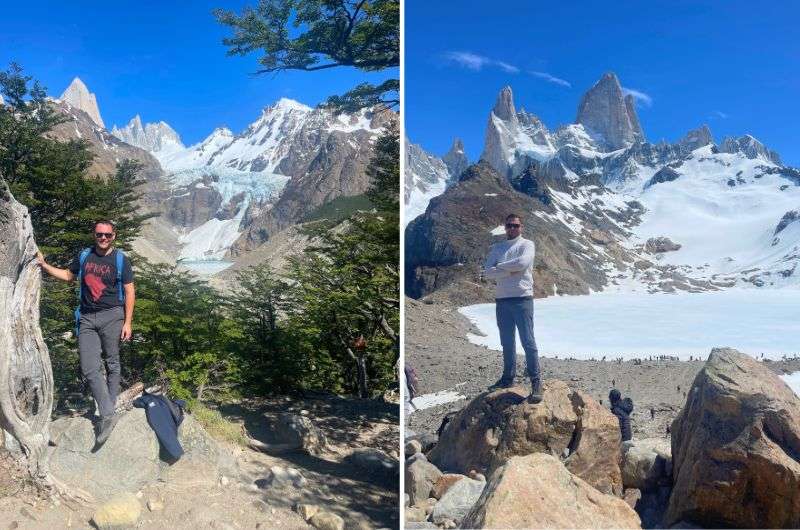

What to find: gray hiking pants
left=78, top=306, right=124, bottom=418
left=496, top=296, right=540, bottom=383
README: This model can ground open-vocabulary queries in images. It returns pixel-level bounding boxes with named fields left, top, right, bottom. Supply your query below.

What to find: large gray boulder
left=48, top=407, right=234, bottom=501
left=430, top=477, right=484, bottom=525
left=666, top=347, right=800, bottom=528
left=405, top=453, right=442, bottom=506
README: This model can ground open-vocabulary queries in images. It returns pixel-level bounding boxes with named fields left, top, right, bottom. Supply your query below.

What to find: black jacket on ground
left=133, top=392, right=186, bottom=462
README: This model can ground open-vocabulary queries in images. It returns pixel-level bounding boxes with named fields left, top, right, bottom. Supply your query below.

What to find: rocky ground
left=405, top=297, right=800, bottom=441
left=0, top=394, right=399, bottom=530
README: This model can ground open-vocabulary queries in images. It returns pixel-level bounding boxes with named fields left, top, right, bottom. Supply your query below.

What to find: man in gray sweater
left=481, top=213, right=541, bottom=403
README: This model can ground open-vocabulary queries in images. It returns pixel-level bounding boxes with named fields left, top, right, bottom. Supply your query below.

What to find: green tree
left=214, top=0, right=399, bottom=111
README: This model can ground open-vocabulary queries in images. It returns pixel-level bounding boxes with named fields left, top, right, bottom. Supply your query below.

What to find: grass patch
left=189, top=402, right=249, bottom=447
left=302, top=194, right=373, bottom=223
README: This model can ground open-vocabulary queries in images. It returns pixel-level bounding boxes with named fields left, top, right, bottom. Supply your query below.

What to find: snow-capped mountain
left=119, top=96, right=391, bottom=261
left=60, top=77, right=105, bottom=128
left=405, top=72, right=800, bottom=301
left=112, top=115, right=185, bottom=161
left=404, top=138, right=467, bottom=228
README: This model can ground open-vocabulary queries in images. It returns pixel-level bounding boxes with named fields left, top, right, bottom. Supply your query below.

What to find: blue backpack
left=74, top=248, right=126, bottom=337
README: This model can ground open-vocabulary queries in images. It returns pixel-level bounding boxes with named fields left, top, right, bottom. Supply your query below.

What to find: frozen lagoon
left=459, top=289, right=800, bottom=361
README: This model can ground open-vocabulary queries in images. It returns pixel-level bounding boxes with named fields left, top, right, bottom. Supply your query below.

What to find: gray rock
left=261, top=465, right=306, bottom=489
left=645, top=237, right=682, bottom=254
left=645, top=167, right=681, bottom=189
left=405, top=455, right=442, bottom=506
left=265, top=412, right=328, bottom=455
left=49, top=408, right=227, bottom=501
left=679, top=125, right=714, bottom=151
left=404, top=439, right=422, bottom=457
left=430, top=477, right=485, bottom=525
left=346, top=447, right=399, bottom=478
left=719, top=135, right=781, bottom=164
left=309, top=510, right=345, bottom=530
left=621, top=438, right=671, bottom=491
left=404, top=523, right=437, bottom=529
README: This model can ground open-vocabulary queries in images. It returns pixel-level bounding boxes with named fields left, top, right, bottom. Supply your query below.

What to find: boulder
left=621, top=438, right=671, bottom=491
left=428, top=381, right=623, bottom=495
left=461, top=453, right=641, bottom=529
left=430, top=477, right=485, bottom=525
left=645, top=237, right=681, bottom=254
left=309, top=511, right=345, bottom=530
left=265, top=412, right=328, bottom=455
left=405, top=506, right=427, bottom=523
left=261, top=465, right=306, bottom=489
left=431, top=473, right=467, bottom=500
left=346, top=448, right=399, bottom=479
left=666, top=348, right=800, bottom=528
left=49, top=408, right=230, bottom=501
left=295, top=503, right=319, bottom=521
left=404, top=439, right=422, bottom=457
left=405, top=454, right=442, bottom=506
left=91, top=493, right=142, bottom=529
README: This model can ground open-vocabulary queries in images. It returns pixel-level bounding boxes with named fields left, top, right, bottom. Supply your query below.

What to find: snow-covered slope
left=404, top=141, right=453, bottom=228
left=112, top=115, right=185, bottom=162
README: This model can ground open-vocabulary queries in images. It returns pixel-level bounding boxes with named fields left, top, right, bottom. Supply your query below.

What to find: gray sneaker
left=95, top=413, right=119, bottom=447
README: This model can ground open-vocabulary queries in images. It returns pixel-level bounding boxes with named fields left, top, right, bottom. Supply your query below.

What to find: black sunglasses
left=95, top=232, right=114, bottom=239
left=505, top=223, right=521, bottom=229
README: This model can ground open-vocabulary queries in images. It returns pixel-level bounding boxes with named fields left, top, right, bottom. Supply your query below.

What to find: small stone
left=220, top=476, right=230, bottom=487
left=91, top=493, right=142, bottom=529
left=146, top=499, right=164, bottom=512
left=300, top=409, right=309, bottom=416
left=443, top=518, right=457, bottom=529
left=296, top=503, right=319, bottom=521
left=309, top=510, right=345, bottom=530
left=135, top=491, right=144, bottom=499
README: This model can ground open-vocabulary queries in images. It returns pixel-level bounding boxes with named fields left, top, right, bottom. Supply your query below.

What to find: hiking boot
left=527, top=379, right=543, bottom=404
left=94, top=413, right=119, bottom=448
left=488, top=377, right=513, bottom=391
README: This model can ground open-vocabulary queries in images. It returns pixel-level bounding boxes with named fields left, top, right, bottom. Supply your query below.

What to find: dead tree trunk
left=0, top=177, right=54, bottom=480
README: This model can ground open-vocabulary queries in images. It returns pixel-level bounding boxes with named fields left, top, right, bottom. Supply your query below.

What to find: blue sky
left=0, top=0, right=394, bottom=145
left=406, top=0, right=800, bottom=166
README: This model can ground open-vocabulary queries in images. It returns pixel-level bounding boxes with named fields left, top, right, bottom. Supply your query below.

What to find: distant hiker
left=609, top=389, right=633, bottom=442
left=37, top=220, right=135, bottom=447
left=480, top=213, right=541, bottom=403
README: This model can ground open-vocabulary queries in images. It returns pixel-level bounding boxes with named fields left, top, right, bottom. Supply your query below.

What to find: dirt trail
left=0, top=395, right=399, bottom=530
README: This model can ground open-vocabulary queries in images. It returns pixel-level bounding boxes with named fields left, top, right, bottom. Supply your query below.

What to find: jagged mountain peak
left=492, top=86, right=516, bottom=121
left=575, top=71, right=644, bottom=151
left=719, top=134, right=781, bottom=165
left=679, top=124, right=714, bottom=150
left=443, top=137, right=469, bottom=180
left=269, top=97, right=312, bottom=113
left=60, top=76, right=105, bottom=128
left=111, top=114, right=184, bottom=160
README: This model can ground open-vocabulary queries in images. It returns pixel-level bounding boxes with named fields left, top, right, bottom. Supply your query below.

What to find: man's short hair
left=93, top=219, right=116, bottom=232
left=505, top=213, right=521, bottom=223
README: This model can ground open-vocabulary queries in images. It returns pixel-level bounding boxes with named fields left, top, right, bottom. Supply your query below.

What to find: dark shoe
left=93, top=413, right=119, bottom=449
left=527, top=379, right=543, bottom=404
left=488, top=378, right=513, bottom=391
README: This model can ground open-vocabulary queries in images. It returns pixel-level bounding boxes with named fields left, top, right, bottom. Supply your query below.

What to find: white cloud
left=713, top=110, right=729, bottom=119
left=442, top=51, right=519, bottom=74
left=529, top=71, right=571, bottom=88
left=622, top=87, right=653, bottom=107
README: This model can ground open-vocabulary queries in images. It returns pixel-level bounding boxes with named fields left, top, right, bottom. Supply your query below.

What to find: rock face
left=480, top=86, right=554, bottom=178
left=665, top=347, right=800, bottom=528
left=428, top=382, right=624, bottom=495
left=775, top=210, right=799, bottom=236
left=644, top=166, right=681, bottom=189
left=442, top=138, right=468, bottom=180
left=575, top=72, right=644, bottom=151
left=404, top=140, right=452, bottom=224
left=60, top=77, right=105, bottom=128
left=48, top=407, right=234, bottom=501
left=461, top=453, right=641, bottom=529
